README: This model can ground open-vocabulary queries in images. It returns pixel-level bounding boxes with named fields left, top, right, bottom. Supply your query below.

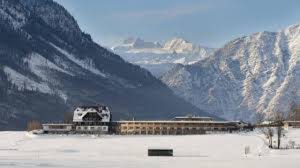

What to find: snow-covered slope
left=162, top=26, right=300, bottom=122
left=0, top=0, right=212, bottom=130
left=112, top=37, right=215, bottom=77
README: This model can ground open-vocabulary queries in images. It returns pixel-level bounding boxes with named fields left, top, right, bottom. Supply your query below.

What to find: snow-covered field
left=0, top=129, right=300, bottom=168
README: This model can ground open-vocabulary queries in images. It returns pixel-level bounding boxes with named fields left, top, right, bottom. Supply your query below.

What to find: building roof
left=42, top=123, right=73, bottom=126
left=284, top=121, right=300, bottom=123
left=174, top=116, right=212, bottom=119
left=115, top=120, right=240, bottom=124
left=73, top=105, right=111, bottom=122
left=75, top=106, right=108, bottom=112
left=173, top=116, right=212, bottom=121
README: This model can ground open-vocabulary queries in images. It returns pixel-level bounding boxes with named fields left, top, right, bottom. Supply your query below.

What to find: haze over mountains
left=162, top=25, right=300, bottom=121
left=112, top=37, right=215, bottom=77
left=0, top=0, right=212, bottom=130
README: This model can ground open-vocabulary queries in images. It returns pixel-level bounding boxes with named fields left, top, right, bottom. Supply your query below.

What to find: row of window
left=77, top=126, right=108, bottom=131
left=47, top=125, right=71, bottom=130
left=75, top=122, right=110, bottom=126
left=122, top=123, right=235, bottom=127
left=122, top=126, right=231, bottom=131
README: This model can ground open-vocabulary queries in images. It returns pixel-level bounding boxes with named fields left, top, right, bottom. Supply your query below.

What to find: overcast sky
left=55, top=0, right=300, bottom=48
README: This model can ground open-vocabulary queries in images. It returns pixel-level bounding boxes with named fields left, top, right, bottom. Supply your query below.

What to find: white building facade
left=73, top=106, right=111, bottom=133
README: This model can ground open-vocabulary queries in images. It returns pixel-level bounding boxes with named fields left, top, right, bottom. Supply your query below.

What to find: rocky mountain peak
left=162, top=25, right=300, bottom=122
left=0, top=0, right=83, bottom=42
left=284, top=23, right=300, bottom=34
left=111, top=37, right=215, bottom=77
left=0, top=0, right=211, bottom=130
left=118, top=37, right=162, bottom=50
left=21, top=0, right=81, bottom=36
left=163, top=37, right=193, bottom=52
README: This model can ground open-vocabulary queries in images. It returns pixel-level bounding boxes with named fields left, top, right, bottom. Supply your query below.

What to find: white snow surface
left=3, top=66, right=52, bottom=94
left=24, top=53, right=69, bottom=101
left=1, top=130, right=300, bottom=168
left=24, top=53, right=74, bottom=80
left=3, top=53, right=70, bottom=102
left=112, top=37, right=215, bottom=77
left=50, top=43, right=106, bottom=77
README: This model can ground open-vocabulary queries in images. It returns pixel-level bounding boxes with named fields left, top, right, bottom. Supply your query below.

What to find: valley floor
left=0, top=129, right=300, bottom=168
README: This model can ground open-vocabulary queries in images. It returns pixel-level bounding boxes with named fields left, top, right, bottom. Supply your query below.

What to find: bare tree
left=63, top=112, right=74, bottom=124
left=256, top=112, right=286, bottom=149
left=261, top=127, right=274, bottom=148
left=256, top=113, right=274, bottom=148
left=255, top=112, right=265, bottom=124
left=27, top=120, right=42, bottom=131
left=273, top=112, right=285, bottom=149
left=288, top=105, right=300, bottom=121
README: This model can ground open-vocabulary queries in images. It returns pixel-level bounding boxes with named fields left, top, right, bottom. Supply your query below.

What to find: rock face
left=112, top=37, right=215, bottom=77
left=0, top=0, right=212, bottom=130
left=162, top=27, right=300, bottom=122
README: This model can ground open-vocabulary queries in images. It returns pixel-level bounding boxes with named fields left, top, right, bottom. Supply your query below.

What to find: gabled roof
left=76, top=105, right=108, bottom=112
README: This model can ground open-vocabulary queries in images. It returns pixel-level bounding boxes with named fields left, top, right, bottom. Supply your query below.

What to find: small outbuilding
left=42, top=123, right=73, bottom=134
left=148, top=149, right=173, bottom=156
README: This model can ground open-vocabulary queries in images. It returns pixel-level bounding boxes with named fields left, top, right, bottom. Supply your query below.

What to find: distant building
left=284, top=121, right=300, bottom=130
left=42, top=105, right=111, bottom=134
left=42, top=123, right=73, bottom=134
left=42, top=106, right=251, bottom=135
left=112, top=116, right=249, bottom=135
left=173, top=116, right=213, bottom=121
left=285, top=106, right=300, bottom=130
left=72, top=106, right=111, bottom=133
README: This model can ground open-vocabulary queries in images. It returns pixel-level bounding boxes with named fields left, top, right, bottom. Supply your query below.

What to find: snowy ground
left=0, top=129, right=300, bottom=168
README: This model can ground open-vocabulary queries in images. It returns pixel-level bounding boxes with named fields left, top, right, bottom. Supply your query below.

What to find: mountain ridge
left=161, top=25, right=300, bottom=122
left=0, top=0, right=214, bottom=130
left=112, top=37, right=216, bottom=77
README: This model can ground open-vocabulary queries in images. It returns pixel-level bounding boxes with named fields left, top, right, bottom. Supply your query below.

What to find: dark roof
left=77, top=105, right=107, bottom=109
left=76, top=105, right=108, bottom=112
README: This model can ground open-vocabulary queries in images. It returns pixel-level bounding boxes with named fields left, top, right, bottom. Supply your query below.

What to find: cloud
left=111, top=3, right=209, bottom=20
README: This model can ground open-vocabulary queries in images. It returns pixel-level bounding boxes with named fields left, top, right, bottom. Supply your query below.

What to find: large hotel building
left=42, top=105, right=252, bottom=135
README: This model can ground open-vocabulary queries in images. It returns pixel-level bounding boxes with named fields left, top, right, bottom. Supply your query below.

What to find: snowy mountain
left=112, top=37, right=162, bottom=51
left=161, top=26, right=300, bottom=122
left=112, top=37, right=215, bottom=77
left=0, top=0, right=213, bottom=130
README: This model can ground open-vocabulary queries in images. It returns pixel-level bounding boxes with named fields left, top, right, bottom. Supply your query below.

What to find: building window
left=49, top=125, right=67, bottom=129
